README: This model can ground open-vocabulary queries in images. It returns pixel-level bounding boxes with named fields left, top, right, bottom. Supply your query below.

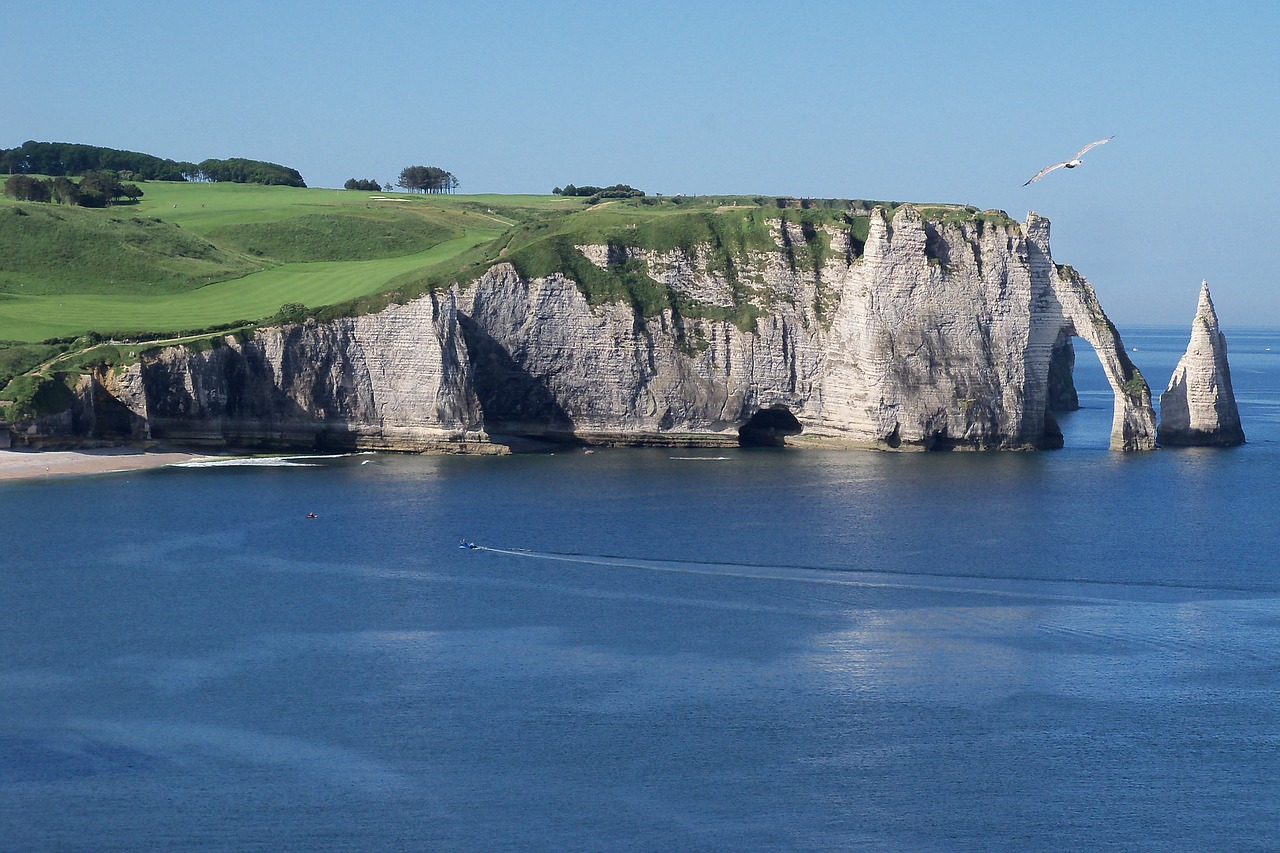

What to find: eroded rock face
left=1158, top=281, right=1245, bottom=447
left=136, top=289, right=494, bottom=452
left=17, top=206, right=1157, bottom=453
left=462, top=207, right=1154, bottom=450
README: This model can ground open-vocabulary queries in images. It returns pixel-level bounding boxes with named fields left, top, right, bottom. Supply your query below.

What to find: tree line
left=344, top=178, right=388, bottom=191
left=397, top=165, right=458, bottom=193
left=1, top=141, right=191, bottom=182
left=552, top=183, right=645, bottom=202
left=0, top=141, right=307, bottom=187
left=4, top=172, right=143, bottom=207
left=191, top=158, right=305, bottom=186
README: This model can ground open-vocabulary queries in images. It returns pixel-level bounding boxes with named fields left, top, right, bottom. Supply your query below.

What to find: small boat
left=306, top=513, right=317, bottom=519
left=458, top=540, right=478, bottom=550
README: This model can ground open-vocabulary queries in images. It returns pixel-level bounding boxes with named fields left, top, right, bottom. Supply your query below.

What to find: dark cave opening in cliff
left=738, top=406, right=803, bottom=447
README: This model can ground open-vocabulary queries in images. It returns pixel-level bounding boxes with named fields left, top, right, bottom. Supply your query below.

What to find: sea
left=2, top=327, right=1278, bottom=852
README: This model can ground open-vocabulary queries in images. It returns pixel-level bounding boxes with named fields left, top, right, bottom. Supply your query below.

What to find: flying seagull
left=1023, top=136, right=1114, bottom=186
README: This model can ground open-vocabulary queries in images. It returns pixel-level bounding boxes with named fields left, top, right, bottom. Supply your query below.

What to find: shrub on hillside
left=4, top=172, right=142, bottom=207
left=4, top=175, right=51, bottom=202
left=276, top=303, right=310, bottom=323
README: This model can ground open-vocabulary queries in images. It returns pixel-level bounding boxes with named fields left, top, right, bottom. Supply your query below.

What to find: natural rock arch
left=1021, top=216, right=1157, bottom=451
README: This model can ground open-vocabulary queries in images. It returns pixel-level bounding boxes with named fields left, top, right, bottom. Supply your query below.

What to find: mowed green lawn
left=0, top=229, right=501, bottom=341
left=127, top=182, right=577, bottom=234
left=0, top=181, right=774, bottom=342
left=0, top=182, right=547, bottom=341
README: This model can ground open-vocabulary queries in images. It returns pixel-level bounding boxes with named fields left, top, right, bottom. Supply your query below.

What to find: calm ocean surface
left=3, top=327, right=1279, bottom=851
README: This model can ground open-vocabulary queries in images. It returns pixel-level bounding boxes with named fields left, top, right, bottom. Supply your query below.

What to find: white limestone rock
left=33, top=206, right=1156, bottom=454
left=463, top=206, right=1155, bottom=451
left=1158, top=281, right=1245, bottom=446
left=135, top=288, right=496, bottom=452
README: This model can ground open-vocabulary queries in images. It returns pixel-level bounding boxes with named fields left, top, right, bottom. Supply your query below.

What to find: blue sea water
left=2, top=327, right=1279, bottom=851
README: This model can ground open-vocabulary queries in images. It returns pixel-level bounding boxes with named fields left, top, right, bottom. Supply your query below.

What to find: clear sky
left=6, top=0, right=1278, bottom=326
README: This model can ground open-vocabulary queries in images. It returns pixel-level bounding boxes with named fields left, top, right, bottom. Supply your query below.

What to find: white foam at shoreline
left=170, top=453, right=361, bottom=469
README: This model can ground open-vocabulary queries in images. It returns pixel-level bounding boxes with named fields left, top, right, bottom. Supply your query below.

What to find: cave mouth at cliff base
left=738, top=406, right=802, bottom=447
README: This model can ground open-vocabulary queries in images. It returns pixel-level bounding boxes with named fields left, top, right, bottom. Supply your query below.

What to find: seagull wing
left=1073, top=135, right=1114, bottom=160
left=1024, top=160, right=1068, bottom=186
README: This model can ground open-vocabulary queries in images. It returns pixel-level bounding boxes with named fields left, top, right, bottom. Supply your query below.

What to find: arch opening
left=1041, top=330, right=1078, bottom=448
left=738, top=406, right=802, bottom=447
left=1045, top=332, right=1131, bottom=451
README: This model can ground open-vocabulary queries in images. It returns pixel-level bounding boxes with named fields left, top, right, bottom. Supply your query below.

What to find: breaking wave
left=170, top=453, right=361, bottom=469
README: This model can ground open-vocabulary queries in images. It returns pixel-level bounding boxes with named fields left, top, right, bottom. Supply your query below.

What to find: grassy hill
left=0, top=181, right=534, bottom=341
left=0, top=181, right=1012, bottom=414
left=0, top=203, right=263, bottom=295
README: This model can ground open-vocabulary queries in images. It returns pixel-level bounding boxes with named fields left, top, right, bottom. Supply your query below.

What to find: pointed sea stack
left=1158, top=281, right=1245, bottom=446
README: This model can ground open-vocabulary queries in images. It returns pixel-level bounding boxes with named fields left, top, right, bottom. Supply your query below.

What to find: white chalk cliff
left=1158, top=281, right=1245, bottom=446
left=458, top=206, right=1154, bottom=450
left=15, top=206, right=1158, bottom=452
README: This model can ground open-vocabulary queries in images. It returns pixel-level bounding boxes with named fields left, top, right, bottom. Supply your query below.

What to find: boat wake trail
left=470, top=547, right=1277, bottom=604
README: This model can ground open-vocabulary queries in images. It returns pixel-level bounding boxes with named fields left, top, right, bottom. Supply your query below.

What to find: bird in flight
left=1023, top=136, right=1114, bottom=186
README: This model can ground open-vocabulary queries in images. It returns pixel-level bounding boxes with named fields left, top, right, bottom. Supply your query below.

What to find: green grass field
left=0, top=179, right=1011, bottom=403
left=0, top=231, right=502, bottom=340
left=0, top=182, right=528, bottom=341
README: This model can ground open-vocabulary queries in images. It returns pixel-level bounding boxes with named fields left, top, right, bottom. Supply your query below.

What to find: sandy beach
left=0, top=447, right=206, bottom=481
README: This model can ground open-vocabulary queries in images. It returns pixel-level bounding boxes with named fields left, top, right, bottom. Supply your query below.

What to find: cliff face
left=1158, top=281, right=1244, bottom=447
left=460, top=207, right=1153, bottom=450
left=12, top=205, right=1157, bottom=452
left=126, top=290, right=492, bottom=452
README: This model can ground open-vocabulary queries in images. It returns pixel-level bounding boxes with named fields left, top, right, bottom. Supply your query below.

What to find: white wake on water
left=467, top=546, right=1263, bottom=605
left=470, top=546, right=1117, bottom=603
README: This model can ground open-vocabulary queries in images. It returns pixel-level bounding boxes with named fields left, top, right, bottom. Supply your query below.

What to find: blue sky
left=6, top=0, right=1278, bottom=326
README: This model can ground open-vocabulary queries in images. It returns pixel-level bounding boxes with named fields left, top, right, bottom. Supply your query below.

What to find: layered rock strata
left=95, top=291, right=494, bottom=452
left=9, top=206, right=1158, bottom=452
left=461, top=207, right=1154, bottom=450
left=1158, top=281, right=1245, bottom=447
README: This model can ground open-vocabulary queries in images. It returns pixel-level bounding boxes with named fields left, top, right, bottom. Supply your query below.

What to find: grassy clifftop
left=1, top=183, right=1013, bottom=341
left=327, top=196, right=1016, bottom=330
left=0, top=181, right=518, bottom=342
left=0, top=183, right=1013, bottom=417
left=1, top=203, right=263, bottom=295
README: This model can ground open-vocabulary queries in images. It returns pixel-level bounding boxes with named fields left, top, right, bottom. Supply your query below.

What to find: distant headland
left=0, top=141, right=1242, bottom=454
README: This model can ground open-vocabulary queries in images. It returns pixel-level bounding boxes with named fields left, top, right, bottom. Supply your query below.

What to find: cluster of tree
left=397, top=165, right=458, bottom=193
left=4, top=171, right=143, bottom=207
left=194, top=158, right=306, bottom=187
left=1, top=141, right=194, bottom=181
left=0, top=141, right=309, bottom=187
left=343, top=178, right=387, bottom=191
left=552, top=183, right=645, bottom=202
